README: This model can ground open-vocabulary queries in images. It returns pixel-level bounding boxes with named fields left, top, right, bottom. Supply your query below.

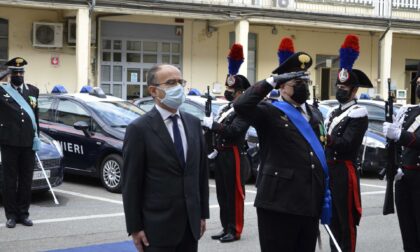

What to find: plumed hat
left=336, top=35, right=373, bottom=88
left=225, top=43, right=250, bottom=90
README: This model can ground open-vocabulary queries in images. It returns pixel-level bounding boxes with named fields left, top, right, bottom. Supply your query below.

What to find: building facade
left=1, top=0, right=420, bottom=102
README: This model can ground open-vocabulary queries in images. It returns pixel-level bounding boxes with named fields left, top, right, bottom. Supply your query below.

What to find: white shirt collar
left=155, top=104, right=180, bottom=120
left=340, top=99, right=357, bottom=110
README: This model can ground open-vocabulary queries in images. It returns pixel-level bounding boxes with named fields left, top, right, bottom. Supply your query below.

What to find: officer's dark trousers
left=1, top=145, right=35, bottom=220
left=144, top=220, right=198, bottom=252
left=257, top=208, right=318, bottom=252
left=214, top=149, right=244, bottom=238
left=329, top=162, right=359, bottom=252
left=395, top=169, right=420, bottom=252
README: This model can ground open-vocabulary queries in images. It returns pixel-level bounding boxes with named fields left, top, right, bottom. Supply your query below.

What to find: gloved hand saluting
left=266, top=71, right=309, bottom=89
left=383, top=122, right=402, bottom=141
left=202, top=115, right=214, bottom=129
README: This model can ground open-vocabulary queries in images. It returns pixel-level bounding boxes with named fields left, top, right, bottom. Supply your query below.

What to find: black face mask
left=290, top=81, right=309, bottom=104
left=224, top=90, right=235, bottom=102
left=336, top=88, right=351, bottom=104
left=11, top=76, right=24, bottom=86
left=416, top=85, right=420, bottom=100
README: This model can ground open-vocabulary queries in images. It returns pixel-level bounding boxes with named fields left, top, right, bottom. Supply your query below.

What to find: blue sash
left=1, top=84, right=41, bottom=151
left=272, top=101, right=331, bottom=225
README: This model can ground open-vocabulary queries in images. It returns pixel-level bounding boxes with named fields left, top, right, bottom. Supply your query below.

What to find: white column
left=380, top=29, right=393, bottom=99
left=76, top=8, right=91, bottom=92
left=235, top=20, right=249, bottom=77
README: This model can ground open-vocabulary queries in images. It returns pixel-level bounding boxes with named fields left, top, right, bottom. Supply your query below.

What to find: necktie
left=170, top=115, right=185, bottom=168
left=17, top=87, right=22, bottom=95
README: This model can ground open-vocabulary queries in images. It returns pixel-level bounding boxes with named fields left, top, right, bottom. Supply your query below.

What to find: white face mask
left=157, top=84, right=186, bottom=109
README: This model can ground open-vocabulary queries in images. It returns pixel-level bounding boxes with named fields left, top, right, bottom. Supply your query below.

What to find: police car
left=0, top=131, right=64, bottom=192
left=38, top=86, right=145, bottom=193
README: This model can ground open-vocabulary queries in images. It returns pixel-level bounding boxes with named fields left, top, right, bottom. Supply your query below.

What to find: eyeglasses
left=153, top=79, right=187, bottom=87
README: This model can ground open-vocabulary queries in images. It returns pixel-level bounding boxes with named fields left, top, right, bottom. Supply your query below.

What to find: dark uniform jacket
left=234, top=80, right=326, bottom=218
left=122, top=107, right=210, bottom=247
left=0, top=83, right=39, bottom=147
left=397, top=105, right=420, bottom=165
left=212, top=103, right=249, bottom=150
left=325, top=100, right=368, bottom=161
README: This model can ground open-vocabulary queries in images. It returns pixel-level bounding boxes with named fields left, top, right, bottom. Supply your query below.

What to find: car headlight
left=363, top=136, right=386, bottom=149
left=52, top=140, right=64, bottom=157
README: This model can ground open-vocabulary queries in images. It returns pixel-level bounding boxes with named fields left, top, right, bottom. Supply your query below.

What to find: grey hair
left=146, top=64, right=164, bottom=86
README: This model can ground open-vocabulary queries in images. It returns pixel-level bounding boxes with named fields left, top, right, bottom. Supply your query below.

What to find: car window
left=180, top=103, right=205, bottom=120
left=38, top=96, right=55, bottom=121
left=363, top=104, right=384, bottom=121
left=87, top=101, right=144, bottom=127
left=368, top=120, right=383, bottom=135
left=56, top=100, right=91, bottom=127
left=138, top=100, right=155, bottom=112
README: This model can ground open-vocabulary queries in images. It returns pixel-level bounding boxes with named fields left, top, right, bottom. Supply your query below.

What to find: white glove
left=202, top=115, right=214, bottom=129
left=394, top=168, right=404, bottom=181
left=383, top=122, right=401, bottom=140
left=207, top=149, right=218, bottom=159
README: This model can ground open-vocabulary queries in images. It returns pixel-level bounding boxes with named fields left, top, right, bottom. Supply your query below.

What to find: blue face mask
left=158, top=84, right=186, bottom=109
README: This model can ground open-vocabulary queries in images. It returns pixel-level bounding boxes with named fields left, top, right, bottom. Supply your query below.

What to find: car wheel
left=100, top=154, right=122, bottom=193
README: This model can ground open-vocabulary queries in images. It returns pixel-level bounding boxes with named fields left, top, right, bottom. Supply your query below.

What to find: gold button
left=310, top=152, right=313, bottom=156
left=274, top=172, right=278, bottom=176
left=285, top=124, right=288, bottom=127
left=334, top=157, right=337, bottom=160
left=21, top=112, right=24, bottom=115
left=22, top=119, right=24, bottom=122
left=311, top=164, right=315, bottom=169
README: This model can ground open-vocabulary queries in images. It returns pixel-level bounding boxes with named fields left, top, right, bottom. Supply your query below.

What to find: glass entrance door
left=100, top=38, right=181, bottom=100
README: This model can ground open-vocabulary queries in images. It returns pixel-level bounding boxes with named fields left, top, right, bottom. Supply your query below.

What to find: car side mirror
left=73, top=121, right=92, bottom=137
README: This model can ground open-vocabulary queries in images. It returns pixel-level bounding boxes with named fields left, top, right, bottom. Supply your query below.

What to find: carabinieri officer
left=0, top=57, right=40, bottom=228
left=234, top=51, right=331, bottom=252
left=325, top=35, right=373, bottom=252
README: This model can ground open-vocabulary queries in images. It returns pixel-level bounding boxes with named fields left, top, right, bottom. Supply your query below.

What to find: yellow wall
left=3, top=6, right=420, bottom=101
left=0, top=6, right=77, bottom=93
left=392, top=34, right=420, bottom=96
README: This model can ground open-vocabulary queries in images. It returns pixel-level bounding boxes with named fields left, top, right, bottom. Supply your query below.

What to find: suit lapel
left=147, top=107, right=183, bottom=169
left=180, top=112, right=194, bottom=170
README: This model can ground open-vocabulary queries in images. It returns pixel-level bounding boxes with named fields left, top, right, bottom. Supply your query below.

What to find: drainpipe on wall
left=377, top=21, right=391, bottom=97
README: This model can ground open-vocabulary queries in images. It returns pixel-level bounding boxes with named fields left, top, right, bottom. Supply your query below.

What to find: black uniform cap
left=336, top=68, right=373, bottom=88
left=225, top=74, right=251, bottom=91
left=272, top=52, right=312, bottom=75
left=5, top=57, right=27, bottom=73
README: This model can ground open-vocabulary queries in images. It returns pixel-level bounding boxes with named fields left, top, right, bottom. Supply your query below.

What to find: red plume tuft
left=278, top=37, right=294, bottom=52
left=228, top=44, right=244, bottom=61
left=341, top=34, right=359, bottom=52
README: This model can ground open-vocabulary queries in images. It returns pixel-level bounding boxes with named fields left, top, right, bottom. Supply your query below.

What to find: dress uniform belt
left=402, top=165, right=420, bottom=171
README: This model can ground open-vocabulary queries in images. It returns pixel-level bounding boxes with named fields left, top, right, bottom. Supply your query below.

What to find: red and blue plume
left=278, top=37, right=294, bottom=65
left=339, top=34, right=359, bottom=71
left=227, top=43, right=244, bottom=75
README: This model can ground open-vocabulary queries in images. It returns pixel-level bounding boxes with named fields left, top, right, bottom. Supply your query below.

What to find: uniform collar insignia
left=3, top=93, right=10, bottom=98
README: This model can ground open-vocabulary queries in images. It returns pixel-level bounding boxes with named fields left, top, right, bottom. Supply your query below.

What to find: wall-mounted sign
left=51, top=55, right=60, bottom=66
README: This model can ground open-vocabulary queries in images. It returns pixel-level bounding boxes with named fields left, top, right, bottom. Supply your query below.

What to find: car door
left=47, top=98, right=99, bottom=174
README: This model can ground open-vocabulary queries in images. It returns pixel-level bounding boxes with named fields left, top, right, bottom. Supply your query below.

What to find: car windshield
left=86, top=101, right=145, bottom=127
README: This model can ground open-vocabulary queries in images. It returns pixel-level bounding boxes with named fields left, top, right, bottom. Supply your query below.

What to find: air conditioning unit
left=33, top=22, right=63, bottom=48
left=67, top=19, right=76, bottom=44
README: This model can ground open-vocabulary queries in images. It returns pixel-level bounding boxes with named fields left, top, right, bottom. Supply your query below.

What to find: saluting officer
left=234, top=50, right=331, bottom=252
left=383, top=63, right=420, bottom=251
left=325, top=35, right=373, bottom=252
left=202, top=44, right=251, bottom=243
left=0, top=57, right=40, bottom=228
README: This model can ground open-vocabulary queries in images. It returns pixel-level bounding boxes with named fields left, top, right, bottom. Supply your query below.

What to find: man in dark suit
left=122, top=64, right=209, bottom=252
left=0, top=57, right=40, bottom=228
left=234, top=52, right=331, bottom=252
